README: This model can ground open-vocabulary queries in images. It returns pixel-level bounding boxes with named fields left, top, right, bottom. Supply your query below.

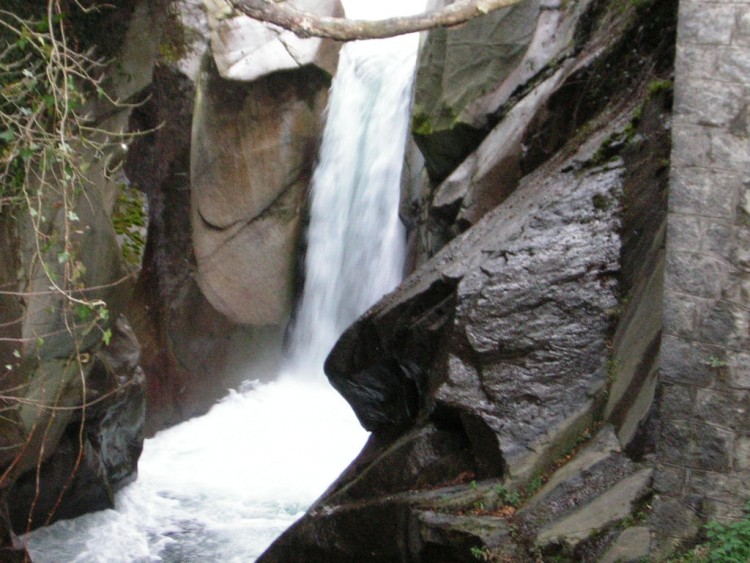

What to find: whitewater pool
left=24, top=0, right=425, bottom=559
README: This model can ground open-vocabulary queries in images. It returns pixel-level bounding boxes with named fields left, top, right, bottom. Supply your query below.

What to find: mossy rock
left=412, top=0, right=540, bottom=181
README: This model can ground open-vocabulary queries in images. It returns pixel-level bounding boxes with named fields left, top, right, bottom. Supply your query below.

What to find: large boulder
left=328, top=143, right=623, bottom=483
left=7, top=318, right=145, bottom=532
left=122, top=0, right=333, bottom=431
left=191, top=55, right=332, bottom=325
left=0, top=0, right=160, bottom=535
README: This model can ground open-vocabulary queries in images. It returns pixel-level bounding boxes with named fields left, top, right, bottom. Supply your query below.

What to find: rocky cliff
left=261, top=0, right=680, bottom=560
left=1, top=0, right=747, bottom=560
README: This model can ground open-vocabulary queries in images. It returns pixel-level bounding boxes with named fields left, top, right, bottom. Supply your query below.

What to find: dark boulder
left=326, top=358, right=426, bottom=433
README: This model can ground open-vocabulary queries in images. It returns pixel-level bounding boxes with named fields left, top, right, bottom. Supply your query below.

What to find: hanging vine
left=0, top=0, right=146, bottom=539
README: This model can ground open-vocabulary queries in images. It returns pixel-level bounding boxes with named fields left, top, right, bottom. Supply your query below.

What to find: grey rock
left=325, top=424, right=476, bottom=504
left=191, top=56, right=329, bottom=325
left=527, top=425, right=622, bottom=505
left=328, top=154, right=624, bottom=481
left=8, top=317, right=145, bottom=532
left=415, top=511, right=518, bottom=560
left=678, top=2, right=735, bottom=46
left=519, top=452, right=637, bottom=536
left=536, top=468, right=653, bottom=548
left=411, top=0, right=597, bottom=181
left=600, top=526, right=652, bottom=563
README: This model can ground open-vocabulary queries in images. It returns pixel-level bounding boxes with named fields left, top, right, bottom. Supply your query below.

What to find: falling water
left=286, top=39, right=416, bottom=372
left=23, top=2, right=423, bottom=561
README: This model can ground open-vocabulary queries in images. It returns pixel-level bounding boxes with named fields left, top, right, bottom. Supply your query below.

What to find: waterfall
left=24, top=3, right=423, bottom=562
left=286, top=38, right=415, bottom=374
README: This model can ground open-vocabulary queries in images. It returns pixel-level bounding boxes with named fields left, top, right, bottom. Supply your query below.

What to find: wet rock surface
left=263, top=1, right=678, bottom=559
left=329, top=156, right=623, bottom=480
left=191, top=57, right=330, bottom=325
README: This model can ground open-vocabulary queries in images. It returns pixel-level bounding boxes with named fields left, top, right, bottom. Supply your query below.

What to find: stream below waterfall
left=23, top=1, right=424, bottom=561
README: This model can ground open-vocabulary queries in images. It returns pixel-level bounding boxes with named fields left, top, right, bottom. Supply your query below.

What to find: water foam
left=24, top=1, right=424, bottom=559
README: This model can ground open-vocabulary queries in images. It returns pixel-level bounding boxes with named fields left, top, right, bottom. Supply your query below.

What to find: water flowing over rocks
left=3, top=0, right=750, bottom=559
left=0, top=0, right=340, bottom=544
left=123, top=0, right=341, bottom=431
left=262, top=0, right=680, bottom=560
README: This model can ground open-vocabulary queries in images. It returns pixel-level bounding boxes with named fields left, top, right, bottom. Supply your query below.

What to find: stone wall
left=655, top=0, right=750, bottom=552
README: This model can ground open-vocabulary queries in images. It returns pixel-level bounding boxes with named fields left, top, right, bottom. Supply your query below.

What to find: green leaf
left=67, top=211, right=79, bottom=222
left=42, top=94, right=55, bottom=111
left=0, top=130, right=14, bottom=143
left=57, top=251, right=70, bottom=264
left=75, top=304, right=92, bottom=322
left=12, top=349, right=20, bottom=358
left=102, top=328, right=112, bottom=346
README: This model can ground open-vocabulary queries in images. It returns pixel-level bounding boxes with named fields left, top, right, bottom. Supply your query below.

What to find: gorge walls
left=1, top=0, right=748, bottom=560
left=0, top=0, right=344, bottom=547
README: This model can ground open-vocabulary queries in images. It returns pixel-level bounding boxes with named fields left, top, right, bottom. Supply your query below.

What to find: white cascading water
left=23, top=1, right=424, bottom=561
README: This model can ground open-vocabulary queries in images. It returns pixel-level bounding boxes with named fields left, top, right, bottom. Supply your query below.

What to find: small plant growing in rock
left=493, top=484, right=521, bottom=508
left=647, top=78, right=674, bottom=97
left=702, top=504, right=750, bottom=562
left=707, top=355, right=728, bottom=369
left=470, top=546, right=492, bottom=561
left=670, top=503, right=750, bottom=562
left=525, top=476, right=544, bottom=498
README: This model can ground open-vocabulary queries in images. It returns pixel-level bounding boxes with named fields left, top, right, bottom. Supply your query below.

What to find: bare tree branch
left=227, top=0, right=527, bottom=41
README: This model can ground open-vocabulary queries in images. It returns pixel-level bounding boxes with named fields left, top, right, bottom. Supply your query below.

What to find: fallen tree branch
left=228, top=0, right=527, bottom=41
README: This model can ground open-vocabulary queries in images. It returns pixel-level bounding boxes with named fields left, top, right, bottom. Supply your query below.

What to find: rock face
left=205, top=0, right=342, bottom=81
left=0, top=1, right=154, bottom=538
left=191, top=57, right=331, bottom=325
left=261, top=0, right=677, bottom=560
left=329, top=155, right=623, bottom=480
left=412, top=0, right=593, bottom=183
left=122, top=0, right=340, bottom=431
left=7, top=318, right=145, bottom=532
left=0, top=0, right=342, bottom=541
left=190, top=0, right=342, bottom=328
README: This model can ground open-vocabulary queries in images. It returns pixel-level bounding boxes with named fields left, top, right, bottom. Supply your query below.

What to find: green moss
left=112, top=183, right=147, bottom=268
left=606, top=358, right=620, bottom=385
left=592, top=193, right=611, bottom=210
left=412, top=112, right=434, bottom=136
left=647, top=79, right=673, bottom=97
left=158, top=3, right=202, bottom=64
left=525, top=475, right=544, bottom=498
